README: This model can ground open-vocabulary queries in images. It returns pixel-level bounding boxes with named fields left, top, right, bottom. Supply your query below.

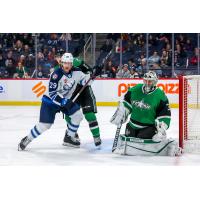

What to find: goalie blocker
left=110, top=71, right=182, bottom=156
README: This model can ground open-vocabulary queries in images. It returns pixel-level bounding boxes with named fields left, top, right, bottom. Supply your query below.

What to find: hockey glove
left=152, top=120, right=168, bottom=142
left=110, top=102, right=130, bottom=126
left=92, top=65, right=102, bottom=77
left=61, top=98, right=73, bottom=110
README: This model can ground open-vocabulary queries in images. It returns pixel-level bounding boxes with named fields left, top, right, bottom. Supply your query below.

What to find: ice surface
left=0, top=106, right=200, bottom=166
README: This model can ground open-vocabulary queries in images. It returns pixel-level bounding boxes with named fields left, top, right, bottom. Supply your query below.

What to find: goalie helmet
left=143, top=71, right=158, bottom=93
left=61, top=53, right=73, bottom=63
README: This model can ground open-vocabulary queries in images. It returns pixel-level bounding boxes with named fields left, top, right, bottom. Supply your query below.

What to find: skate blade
left=17, top=145, right=22, bottom=151
left=63, top=142, right=80, bottom=148
left=18, top=144, right=23, bottom=151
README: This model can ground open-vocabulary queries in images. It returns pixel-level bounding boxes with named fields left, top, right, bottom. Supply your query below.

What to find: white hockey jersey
left=45, top=67, right=91, bottom=106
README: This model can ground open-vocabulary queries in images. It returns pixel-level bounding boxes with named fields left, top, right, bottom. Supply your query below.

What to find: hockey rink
left=0, top=106, right=200, bottom=166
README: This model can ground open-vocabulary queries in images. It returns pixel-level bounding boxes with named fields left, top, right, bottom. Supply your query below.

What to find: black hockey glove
left=92, top=65, right=103, bottom=77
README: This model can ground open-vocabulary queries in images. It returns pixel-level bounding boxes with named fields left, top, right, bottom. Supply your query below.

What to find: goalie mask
left=143, top=71, right=158, bottom=93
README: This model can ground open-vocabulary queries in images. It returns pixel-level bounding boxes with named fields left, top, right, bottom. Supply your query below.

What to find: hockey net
left=179, top=75, right=200, bottom=153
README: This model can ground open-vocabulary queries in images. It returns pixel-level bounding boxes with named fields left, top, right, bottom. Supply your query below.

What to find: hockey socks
left=65, top=115, right=79, bottom=137
left=28, top=123, right=52, bottom=140
left=64, top=112, right=100, bottom=138
left=67, top=121, right=80, bottom=137
left=28, top=125, right=41, bottom=140
left=84, top=112, right=100, bottom=138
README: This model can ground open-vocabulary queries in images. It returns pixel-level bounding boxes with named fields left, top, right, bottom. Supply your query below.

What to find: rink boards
left=0, top=78, right=179, bottom=108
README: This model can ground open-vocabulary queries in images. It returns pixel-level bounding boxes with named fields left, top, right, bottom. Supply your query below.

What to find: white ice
left=0, top=106, right=200, bottom=165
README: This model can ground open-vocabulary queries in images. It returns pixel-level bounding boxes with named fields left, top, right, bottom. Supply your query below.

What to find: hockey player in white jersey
left=18, top=53, right=91, bottom=150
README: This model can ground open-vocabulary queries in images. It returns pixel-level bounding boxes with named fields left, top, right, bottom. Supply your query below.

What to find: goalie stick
left=112, top=120, right=123, bottom=152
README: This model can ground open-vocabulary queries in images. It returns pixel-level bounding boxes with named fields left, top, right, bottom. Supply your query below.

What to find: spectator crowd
left=101, top=33, right=200, bottom=78
left=0, top=33, right=199, bottom=79
left=0, top=33, right=85, bottom=78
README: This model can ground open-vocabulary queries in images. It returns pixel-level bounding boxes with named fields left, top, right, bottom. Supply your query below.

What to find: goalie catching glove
left=152, top=120, right=167, bottom=142
left=110, top=102, right=130, bottom=126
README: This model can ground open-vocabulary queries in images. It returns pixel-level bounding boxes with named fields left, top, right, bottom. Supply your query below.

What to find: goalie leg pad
left=114, top=135, right=181, bottom=156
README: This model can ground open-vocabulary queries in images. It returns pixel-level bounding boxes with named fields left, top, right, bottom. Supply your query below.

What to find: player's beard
left=62, top=63, right=72, bottom=73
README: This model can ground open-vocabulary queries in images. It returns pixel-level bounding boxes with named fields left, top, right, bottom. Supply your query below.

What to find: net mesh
left=183, top=76, right=200, bottom=153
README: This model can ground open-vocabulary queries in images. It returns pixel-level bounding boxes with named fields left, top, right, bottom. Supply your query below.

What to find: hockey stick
left=63, top=74, right=95, bottom=112
left=69, top=61, right=102, bottom=103
left=62, top=75, right=94, bottom=118
left=62, top=62, right=102, bottom=114
left=71, top=75, right=95, bottom=103
left=112, top=120, right=123, bottom=152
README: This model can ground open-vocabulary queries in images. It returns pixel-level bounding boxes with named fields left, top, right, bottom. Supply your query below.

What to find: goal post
left=179, top=75, right=200, bottom=152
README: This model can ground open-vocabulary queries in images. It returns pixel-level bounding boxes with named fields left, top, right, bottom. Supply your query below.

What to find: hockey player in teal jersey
left=110, top=71, right=182, bottom=156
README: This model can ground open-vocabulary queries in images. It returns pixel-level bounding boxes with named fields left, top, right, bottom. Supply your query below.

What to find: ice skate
left=18, top=136, right=32, bottom=151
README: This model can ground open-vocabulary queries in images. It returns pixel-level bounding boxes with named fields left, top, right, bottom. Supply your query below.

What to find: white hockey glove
left=152, top=120, right=168, bottom=142
left=110, top=102, right=130, bottom=126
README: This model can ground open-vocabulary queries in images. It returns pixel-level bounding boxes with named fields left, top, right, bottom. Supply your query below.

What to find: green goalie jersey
left=123, top=83, right=171, bottom=130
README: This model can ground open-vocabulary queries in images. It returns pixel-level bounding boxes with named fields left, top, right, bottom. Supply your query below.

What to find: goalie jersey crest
left=123, top=83, right=171, bottom=129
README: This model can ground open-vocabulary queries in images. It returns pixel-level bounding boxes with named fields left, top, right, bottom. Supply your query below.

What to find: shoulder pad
left=156, top=87, right=164, bottom=93
left=129, top=83, right=142, bottom=91
left=51, top=68, right=63, bottom=80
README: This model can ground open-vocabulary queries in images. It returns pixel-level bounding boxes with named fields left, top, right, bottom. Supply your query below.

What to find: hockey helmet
left=143, top=71, right=158, bottom=93
left=61, top=53, right=73, bottom=63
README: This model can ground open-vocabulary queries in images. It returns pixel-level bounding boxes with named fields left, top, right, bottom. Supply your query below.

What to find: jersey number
left=49, top=82, right=57, bottom=89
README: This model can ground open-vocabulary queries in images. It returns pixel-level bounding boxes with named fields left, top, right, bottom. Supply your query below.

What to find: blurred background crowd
left=0, top=33, right=199, bottom=79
